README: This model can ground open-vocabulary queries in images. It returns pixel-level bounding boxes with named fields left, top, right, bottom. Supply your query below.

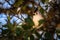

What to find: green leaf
left=38, top=19, right=45, bottom=26
left=24, top=32, right=29, bottom=40
left=25, top=16, right=34, bottom=27
left=7, top=16, right=10, bottom=21
left=41, top=0, right=45, bottom=4
left=22, top=16, right=34, bottom=30
left=14, top=0, right=24, bottom=7
left=44, top=32, right=52, bottom=39
left=31, top=28, right=36, bottom=33
left=22, top=25, right=30, bottom=30
left=7, top=22, right=13, bottom=30
left=56, top=29, right=60, bottom=33
left=30, top=35, right=34, bottom=40
left=40, top=8, right=44, bottom=14
left=21, top=4, right=28, bottom=13
left=45, top=0, right=49, bottom=3
left=16, top=28, right=23, bottom=36
left=41, top=0, right=49, bottom=4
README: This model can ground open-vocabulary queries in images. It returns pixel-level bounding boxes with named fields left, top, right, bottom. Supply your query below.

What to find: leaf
left=7, top=16, right=10, bottom=21
left=25, top=16, right=34, bottom=27
left=22, top=25, right=30, bottom=30
left=38, top=19, right=45, bottom=26
left=40, top=8, right=44, bottom=14
left=41, top=0, right=45, bottom=4
left=7, top=22, right=12, bottom=29
left=30, top=35, right=34, bottom=40
left=41, top=0, right=49, bottom=4
left=21, top=4, right=28, bottom=13
left=56, top=29, right=60, bottom=33
left=16, top=28, right=23, bottom=36
left=44, top=32, right=52, bottom=39
left=31, top=28, right=36, bottom=33
left=14, top=0, right=24, bottom=7
left=24, top=32, right=29, bottom=40
left=22, top=16, right=34, bottom=30
left=45, top=0, right=49, bottom=3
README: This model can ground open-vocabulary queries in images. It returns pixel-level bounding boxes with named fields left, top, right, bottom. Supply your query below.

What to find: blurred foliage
left=41, top=0, right=49, bottom=4
left=44, top=32, right=52, bottom=40
left=40, top=8, right=44, bottom=14
left=38, top=19, right=45, bottom=26
left=0, top=0, right=60, bottom=40
left=14, top=0, right=24, bottom=7
left=16, top=28, right=23, bottom=36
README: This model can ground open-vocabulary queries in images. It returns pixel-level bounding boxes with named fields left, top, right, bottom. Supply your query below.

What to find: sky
left=0, top=13, right=28, bottom=25
left=0, top=0, right=15, bottom=9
